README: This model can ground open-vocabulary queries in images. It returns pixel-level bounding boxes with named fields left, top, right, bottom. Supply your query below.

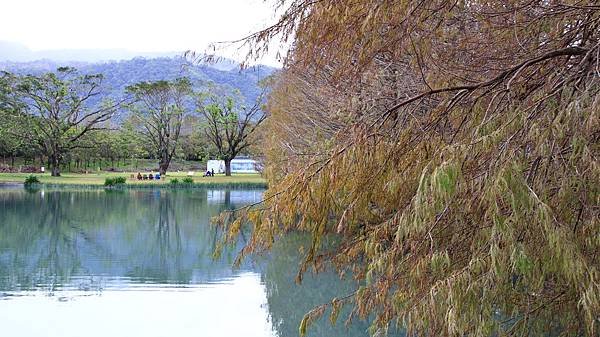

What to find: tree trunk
left=224, top=189, right=231, bottom=205
left=50, top=154, right=61, bottom=177
left=224, top=158, right=232, bottom=176
left=159, top=148, right=172, bottom=176
left=159, top=161, right=169, bottom=176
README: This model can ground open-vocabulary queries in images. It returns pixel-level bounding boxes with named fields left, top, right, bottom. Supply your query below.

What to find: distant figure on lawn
left=203, top=170, right=214, bottom=177
left=148, top=173, right=154, bottom=180
left=155, top=173, right=160, bottom=180
left=137, top=172, right=142, bottom=180
left=211, top=168, right=215, bottom=176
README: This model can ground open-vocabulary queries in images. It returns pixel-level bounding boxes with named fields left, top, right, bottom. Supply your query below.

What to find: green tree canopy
left=126, top=78, right=193, bottom=175
left=198, top=86, right=265, bottom=176
left=1, top=67, right=128, bottom=176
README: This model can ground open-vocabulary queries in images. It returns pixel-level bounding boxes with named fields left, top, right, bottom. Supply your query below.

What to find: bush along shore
left=98, top=181, right=267, bottom=189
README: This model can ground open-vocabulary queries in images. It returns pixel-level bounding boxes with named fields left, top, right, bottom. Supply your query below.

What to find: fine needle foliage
left=216, top=1, right=600, bottom=337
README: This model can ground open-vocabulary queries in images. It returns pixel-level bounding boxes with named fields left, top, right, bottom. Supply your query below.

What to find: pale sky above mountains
left=0, top=0, right=283, bottom=66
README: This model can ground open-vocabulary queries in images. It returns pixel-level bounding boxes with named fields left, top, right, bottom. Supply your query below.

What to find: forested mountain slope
left=0, top=56, right=275, bottom=111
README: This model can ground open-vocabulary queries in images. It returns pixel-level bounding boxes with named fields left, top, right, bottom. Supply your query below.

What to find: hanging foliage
left=218, top=1, right=600, bottom=336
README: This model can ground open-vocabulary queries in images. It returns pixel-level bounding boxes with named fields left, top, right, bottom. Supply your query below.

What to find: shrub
left=182, top=177, right=194, bottom=184
left=24, top=175, right=40, bottom=185
left=104, top=177, right=126, bottom=187
left=114, top=177, right=126, bottom=184
left=170, top=178, right=180, bottom=185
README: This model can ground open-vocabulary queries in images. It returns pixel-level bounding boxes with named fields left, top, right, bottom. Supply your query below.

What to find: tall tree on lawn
left=199, top=88, right=265, bottom=176
left=1, top=67, right=127, bottom=176
left=126, top=78, right=193, bottom=176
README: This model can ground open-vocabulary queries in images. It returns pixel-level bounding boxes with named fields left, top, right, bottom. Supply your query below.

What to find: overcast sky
left=0, top=0, right=283, bottom=66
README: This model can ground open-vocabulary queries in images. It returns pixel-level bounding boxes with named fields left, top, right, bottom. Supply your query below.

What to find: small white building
left=206, top=158, right=259, bottom=174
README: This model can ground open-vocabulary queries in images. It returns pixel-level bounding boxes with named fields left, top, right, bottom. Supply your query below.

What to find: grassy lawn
left=0, top=171, right=266, bottom=186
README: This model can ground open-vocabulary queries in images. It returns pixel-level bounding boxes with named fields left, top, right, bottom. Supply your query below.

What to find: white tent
left=206, top=158, right=258, bottom=174
left=206, top=160, right=225, bottom=174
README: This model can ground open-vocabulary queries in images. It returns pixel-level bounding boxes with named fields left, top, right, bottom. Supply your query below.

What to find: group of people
left=135, top=172, right=160, bottom=180
left=129, top=169, right=216, bottom=180
left=203, top=169, right=215, bottom=177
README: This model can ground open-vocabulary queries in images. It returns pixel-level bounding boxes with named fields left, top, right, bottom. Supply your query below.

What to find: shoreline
left=0, top=173, right=267, bottom=189
left=0, top=182, right=267, bottom=189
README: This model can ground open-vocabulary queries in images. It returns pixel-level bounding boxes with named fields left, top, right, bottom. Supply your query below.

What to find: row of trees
left=0, top=67, right=266, bottom=176
left=0, top=119, right=210, bottom=171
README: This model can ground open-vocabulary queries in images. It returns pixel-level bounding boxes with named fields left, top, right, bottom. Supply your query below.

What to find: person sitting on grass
left=155, top=173, right=160, bottom=180
left=143, top=174, right=148, bottom=180
left=149, top=173, right=154, bottom=180
left=137, top=172, right=142, bottom=180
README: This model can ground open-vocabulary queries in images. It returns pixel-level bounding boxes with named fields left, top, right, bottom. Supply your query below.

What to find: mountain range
left=0, top=42, right=277, bottom=118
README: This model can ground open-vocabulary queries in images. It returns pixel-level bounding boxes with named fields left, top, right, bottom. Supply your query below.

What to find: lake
left=0, top=186, right=370, bottom=337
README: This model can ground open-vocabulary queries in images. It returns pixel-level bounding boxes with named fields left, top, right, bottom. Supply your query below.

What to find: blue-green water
left=0, top=186, right=369, bottom=337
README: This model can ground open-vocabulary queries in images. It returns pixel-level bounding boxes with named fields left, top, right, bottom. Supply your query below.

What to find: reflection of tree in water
left=123, top=189, right=242, bottom=284
left=262, top=234, right=373, bottom=337
left=36, top=191, right=80, bottom=291
left=0, top=188, right=262, bottom=291
left=152, top=191, right=185, bottom=283
left=156, top=193, right=176, bottom=262
left=0, top=190, right=111, bottom=291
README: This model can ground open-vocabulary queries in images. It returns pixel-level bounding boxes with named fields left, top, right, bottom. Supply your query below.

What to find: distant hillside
left=0, top=56, right=277, bottom=119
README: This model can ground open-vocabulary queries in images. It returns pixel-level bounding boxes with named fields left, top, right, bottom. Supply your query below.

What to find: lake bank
left=0, top=172, right=267, bottom=188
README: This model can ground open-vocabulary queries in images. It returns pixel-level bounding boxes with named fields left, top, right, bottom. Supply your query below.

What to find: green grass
left=0, top=171, right=267, bottom=188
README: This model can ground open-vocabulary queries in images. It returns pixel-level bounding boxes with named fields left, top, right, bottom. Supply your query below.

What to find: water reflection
left=262, top=234, right=372, bottom=337
left=0, top=187, right=378, bottom=337
left=0, top=188, right=263, bottom=290
left=207, top=189, right=264, bottom=205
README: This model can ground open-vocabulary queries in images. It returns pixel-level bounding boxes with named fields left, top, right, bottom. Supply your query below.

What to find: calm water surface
left=0, top=186, right=369, bottom=337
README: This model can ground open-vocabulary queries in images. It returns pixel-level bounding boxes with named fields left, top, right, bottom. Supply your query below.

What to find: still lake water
left=0, top=186, right=370, bottom=337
